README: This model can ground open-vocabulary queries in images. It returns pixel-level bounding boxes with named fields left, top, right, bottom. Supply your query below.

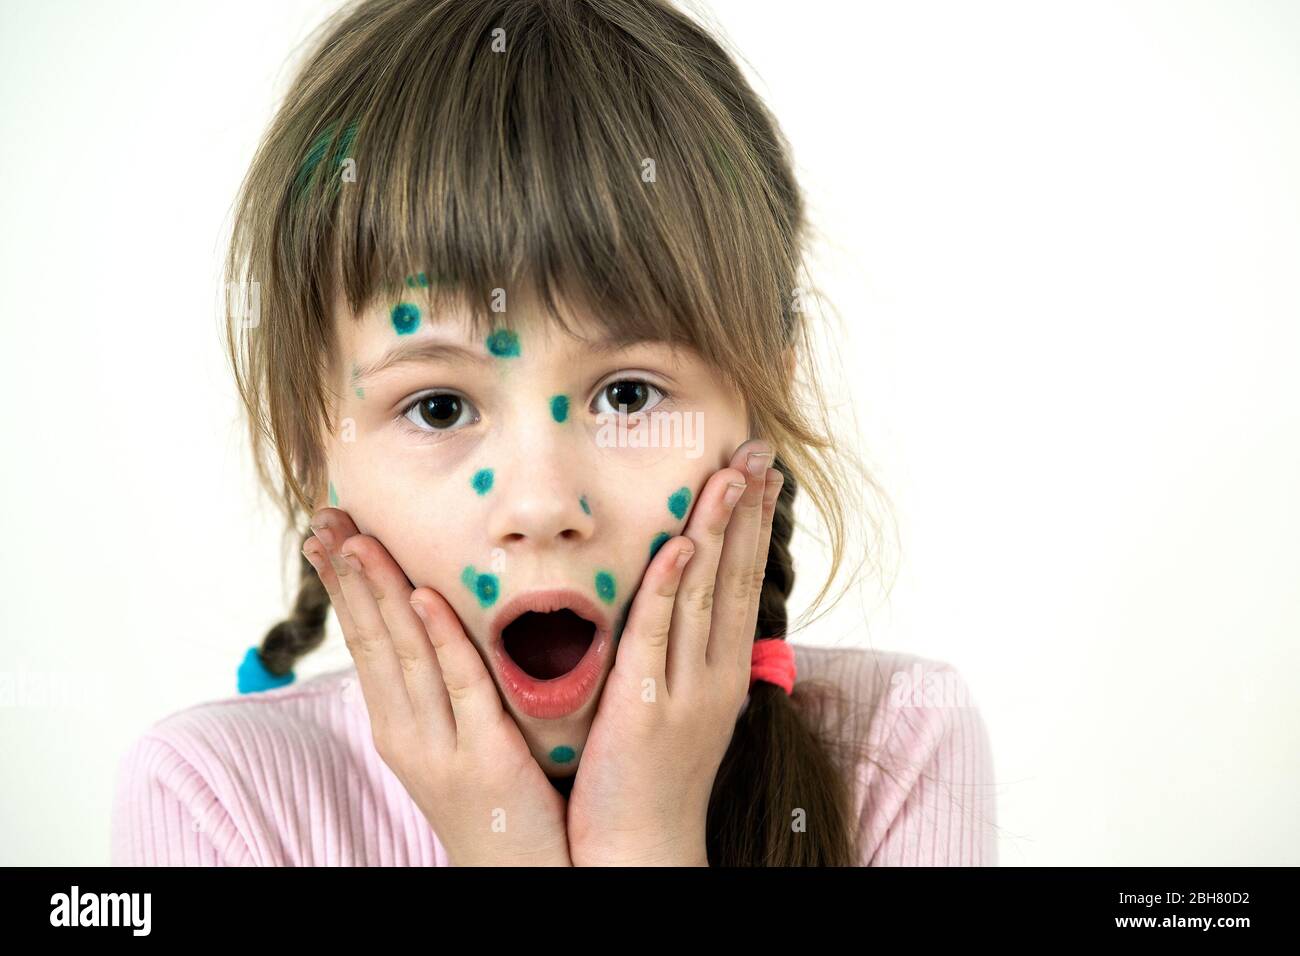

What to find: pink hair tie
left=750, top=637, right=796, bottom=695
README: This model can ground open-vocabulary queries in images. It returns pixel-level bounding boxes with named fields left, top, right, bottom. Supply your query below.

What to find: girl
left=111, top=0, right=997, bottom=866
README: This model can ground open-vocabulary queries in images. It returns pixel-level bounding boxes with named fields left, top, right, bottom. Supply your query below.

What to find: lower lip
left=492, top=626, right=612, bottom=720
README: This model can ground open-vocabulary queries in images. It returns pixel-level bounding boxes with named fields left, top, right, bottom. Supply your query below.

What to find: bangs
left=276, top=0, right=796, bottom=366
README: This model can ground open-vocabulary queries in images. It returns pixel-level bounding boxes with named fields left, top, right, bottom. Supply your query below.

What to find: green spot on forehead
left=579, top=495, right=590, bottom=515
left=649, top=532, right=669, bottom=558
left=391, top=302, right=421, bottom=336
left=405, top=272, right=430, bottom=288
left=550, top=394, right=569, bottom=423
left=667, top=486, right=692, bottom=520
left=549, top=745, right=576, bottom=764
left=594, top=570, right=616, bottom=605
left=471, top=468, right=494, bottom=495
left=485, top=327, right=520, bottom=357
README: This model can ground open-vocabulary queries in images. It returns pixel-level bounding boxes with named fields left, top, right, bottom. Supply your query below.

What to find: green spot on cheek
left=471, top=468, right=494, bottom=495
left=649, top=532, right=670, bottom=558
left=550, top=394, right=569, bottom=422
left=594, top=570, right=616, bottom=605
left=667, top=486, right=692, bottom=520
left=486, top=327, right=520, bottom=357
left=391, top=302, right=420, bottom=335
left=328, top=481, right=339, bottom=507
left=579, top=495, right=590, bottom=515
left=461, top=566, right=500, bottom=607
left=550, top=745, right=576, bottom=764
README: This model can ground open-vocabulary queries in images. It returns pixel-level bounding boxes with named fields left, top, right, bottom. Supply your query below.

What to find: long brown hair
left=224, top=0, right=894, bottom=866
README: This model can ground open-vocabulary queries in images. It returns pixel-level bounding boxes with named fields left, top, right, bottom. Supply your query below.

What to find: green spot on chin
left=550, top=745, right=576, bottom=764
left=550, top=394, right=569, bottom=423
left=461, top=566, right=500, bottom=608
left=328, top=481, right=339, bottom=508
left=391, top=302, right=420, bottom=335
left=486, top=327, right=520, bottom=357
left=471, top=468, right=494, bottom=495
left=667, top=486, right=692, bottom=520
left=579, top=495, right=590, bottom=515
left=594, top=571, right=616, bottom=605
left=649, top=532, right=670, bottom=558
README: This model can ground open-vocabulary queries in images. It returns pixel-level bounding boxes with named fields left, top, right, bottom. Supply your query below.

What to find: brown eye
left=596, top=379, right=665, bottom=415
left=403, top=392, right=477, bottom=431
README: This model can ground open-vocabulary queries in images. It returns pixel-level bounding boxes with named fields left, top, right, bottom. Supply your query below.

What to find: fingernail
left=302, top=545, right=322, bottom=570
left=410, top=599, right=427, bottom=621
left=313, top=525, right=335, bottom=550
left=675, top=548, right=694, bottom=569
left=341, top=550, right=362, bottom=573
left=746, top=451, right=773, bottom=478
left=724, top=481, right=746, bottom=507
left=763, top=469, right=784, bottom=504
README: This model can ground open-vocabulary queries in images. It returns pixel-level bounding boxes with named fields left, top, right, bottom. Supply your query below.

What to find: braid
left=756, top=453, right=796, bottom=639
left=256, top=528, right=331, bottom=677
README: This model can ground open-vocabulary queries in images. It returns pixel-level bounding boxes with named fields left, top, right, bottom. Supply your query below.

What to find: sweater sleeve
left=110, top=733, right=255, bottom=867
left=858, top=664, right=999, bottom=866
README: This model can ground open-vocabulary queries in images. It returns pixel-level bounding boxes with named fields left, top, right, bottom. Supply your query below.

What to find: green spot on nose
left=579, top=495, right=590, bottom=515
left=594, top=571, right=616, bottom=604
left=550, top=394, right=569, bottom=423
left=486, top=327, right=520, bottom=357
left=471, top=468, right=494, bottom=495
left=667, top=486, right=691, bottom=520
left=550, top=745, right=576, bottom=764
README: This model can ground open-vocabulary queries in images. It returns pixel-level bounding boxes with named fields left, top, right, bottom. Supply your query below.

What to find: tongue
left=502, top=609, right=595, bottom=680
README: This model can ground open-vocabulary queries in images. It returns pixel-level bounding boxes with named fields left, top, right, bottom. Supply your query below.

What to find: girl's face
left=322, top=285, right=749, bottom=776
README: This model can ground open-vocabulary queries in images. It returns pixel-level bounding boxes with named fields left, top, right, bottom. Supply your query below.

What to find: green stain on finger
left=550, top=394, right=569, bottom=423
left=471, top=468, right=494, bottom=495
left=594, top=570, right=616, bottom=604
left=667, top=486, right=691, bottom=520
left=461, top=566, right=500, bottom=608
left=649, top=532, right=670, bottom=558
left=550, top=745, right=576, bottom=764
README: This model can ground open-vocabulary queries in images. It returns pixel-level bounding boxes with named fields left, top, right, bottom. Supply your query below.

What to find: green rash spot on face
left=461, top=566, right=500, bottom=608
left=328, top=481, right=339, bottom=508
left=391, top=302, right=421, bottom=336
left=471, top=468, right=494, bottom=495
left=579, top=495, right=590, bottom=515
left=667, top=486, right=692, bottom=520
left=594, top=570, right=616, bottom=605
left=649, top=532, right=670, bottom=559
left=485, top=327, right=520, bottom=357
left=550, top=745, right=576, bottom=764
left=550, top=394, right=569, bottom=423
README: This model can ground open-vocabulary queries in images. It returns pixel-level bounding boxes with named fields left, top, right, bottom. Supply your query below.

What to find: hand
left=304, top=508, right=572, bottom=866
left=565, top=439, right=782, bottom=866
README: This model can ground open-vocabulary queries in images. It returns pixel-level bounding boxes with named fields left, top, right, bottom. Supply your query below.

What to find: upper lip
left=488, top=588, right=612, bottom=653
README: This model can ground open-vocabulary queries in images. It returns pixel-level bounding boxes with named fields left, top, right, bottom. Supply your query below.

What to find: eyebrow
left=352, top=332, right=661, bottom=386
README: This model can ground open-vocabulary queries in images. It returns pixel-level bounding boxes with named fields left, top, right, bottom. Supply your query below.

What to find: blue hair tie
left=238, top=646, right=296, bottom=694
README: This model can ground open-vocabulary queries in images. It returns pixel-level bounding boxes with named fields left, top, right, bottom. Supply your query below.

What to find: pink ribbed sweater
left=110, top=644, right=998, bottom=866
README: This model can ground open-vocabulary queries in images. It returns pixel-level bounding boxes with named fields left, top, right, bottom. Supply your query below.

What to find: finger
left=665, top=466, right=747, bottom=693
left=410, top=584, right=508, bottom=749
left=309, top=509, right=414, bottom=732
left=610, top=535, right=696, bottom=697
left=707, top=440, right=771, bottom=668
left=739, top=465, right=784, bottom=673
left=342, top=534, right=456, bottom=751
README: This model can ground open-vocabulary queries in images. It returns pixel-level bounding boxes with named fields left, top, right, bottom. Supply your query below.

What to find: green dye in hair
left=405, top=272, right=430, bottom=288
left=328, top=481, right=339, bottom=508
left=471, top=468, right=494, bottom=495
left=649, top=532, right=670, bottom=559
left=391, top=302, right=421, bottom=336
left=594, top=570, right=616, bottom=605
left=550, top=745, right=576, bottom=764
left=460, top=566, right=500, bottom=608
left=579, top=495, right=590, bottom=515
left=292, top=120, right=358, bottom=201
left=550, top=394, right=569, bottom=423
left=667, top=487, right=692, bottom=520
left=486, top=327, right=520, bottom=357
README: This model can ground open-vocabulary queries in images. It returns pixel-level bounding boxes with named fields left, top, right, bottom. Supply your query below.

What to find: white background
left=1, top=0, right=1296, bottom=865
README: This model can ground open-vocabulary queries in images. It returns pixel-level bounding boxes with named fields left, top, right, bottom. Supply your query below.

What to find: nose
left=486, top=449, right=595, bottom=553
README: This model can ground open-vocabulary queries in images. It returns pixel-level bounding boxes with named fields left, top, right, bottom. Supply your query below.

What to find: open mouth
left=500, top=609, right=596, bottom=680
